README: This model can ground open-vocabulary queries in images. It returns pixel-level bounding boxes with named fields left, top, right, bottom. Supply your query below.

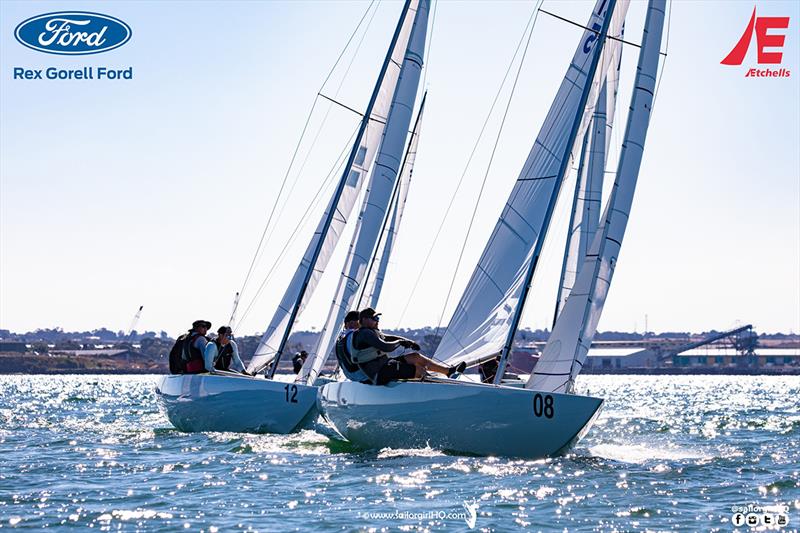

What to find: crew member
left=204, top=326, right=247, bottom=373
left=183, top=320, right=211, bottom=373
left=292, top=350, right=308, bottom=374
left=350, top=308, right=466, bottom=385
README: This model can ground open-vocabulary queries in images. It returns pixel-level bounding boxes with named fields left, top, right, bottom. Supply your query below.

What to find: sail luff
left=527, top=0, right=666, bottom=393
left=553, top=130, right=591, bottom=327
left=246, top=0, right=418, bottom=375
left=363, top=93, right=427, bottom=308
left=554, top=81, right=610, bottom=325
left=491, top=0, right=619, bottom=385
left=300, top=1, right=429, bottom=385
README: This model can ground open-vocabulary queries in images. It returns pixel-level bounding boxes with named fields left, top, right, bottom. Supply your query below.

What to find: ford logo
left=15, top=11, right=131, bottom=55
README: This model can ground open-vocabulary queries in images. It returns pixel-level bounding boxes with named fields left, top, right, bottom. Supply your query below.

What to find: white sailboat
left=156, top=0, right=430, bottom=434
left=319, top=0, right=666, bottom=458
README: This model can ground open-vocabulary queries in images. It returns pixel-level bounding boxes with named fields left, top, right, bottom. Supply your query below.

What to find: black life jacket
left=168, top=334, right=188, bottom=374
left=213, top=340, right=234, bottom=371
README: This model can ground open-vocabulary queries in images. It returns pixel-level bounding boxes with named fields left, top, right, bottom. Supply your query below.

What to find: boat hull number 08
left=533, top=393, right=554, bottom=418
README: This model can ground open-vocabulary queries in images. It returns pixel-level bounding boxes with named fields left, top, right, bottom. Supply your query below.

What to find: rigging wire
left=251, top=0, right=382, bottom=277
left=651, top=0, right=672, bottom=111
left=421, top=0, right=438, bottom=91
left=234, top=125, right=361, bottom=333
left=433, top=0, right=544, bottom=337
left=394, top=0, right=544, bottom=328
left=231, top=0, right=378, bottom=323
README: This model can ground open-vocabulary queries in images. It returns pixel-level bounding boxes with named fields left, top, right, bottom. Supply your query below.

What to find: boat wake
left=587, top=442, right=713, bottom=464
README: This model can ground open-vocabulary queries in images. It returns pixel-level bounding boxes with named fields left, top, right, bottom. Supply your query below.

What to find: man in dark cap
left=349, top=308, right=466, bottom=385
left=183, top=320, right=211, bottom=373
left=292, top=350, right=308, bottom=374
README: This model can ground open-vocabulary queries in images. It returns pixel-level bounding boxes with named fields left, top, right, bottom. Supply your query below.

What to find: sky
left=1, top=0, right=798, bottom=338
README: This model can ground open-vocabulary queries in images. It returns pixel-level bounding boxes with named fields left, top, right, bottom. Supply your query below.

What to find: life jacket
left=334, top=330, right=369, bottom=382
left=168, top=334, right=188, bottom=374
left=182, top=332, right=206, bottom=374
left=212, top=340, right=234, bottom=371
left=349, top=328, right=386, bottom=364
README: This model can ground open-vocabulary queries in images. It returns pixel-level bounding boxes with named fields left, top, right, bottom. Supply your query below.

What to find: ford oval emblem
left=14, top=11, right=132, bottom=55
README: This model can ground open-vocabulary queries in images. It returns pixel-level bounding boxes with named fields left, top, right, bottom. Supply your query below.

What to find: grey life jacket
left=349, top=329, right=386, bottom=364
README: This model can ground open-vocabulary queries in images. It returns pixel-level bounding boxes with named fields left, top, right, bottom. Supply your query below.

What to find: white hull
left=156, top=373, right=318, bottom=434
left=319, top=379, right=603, bottom=458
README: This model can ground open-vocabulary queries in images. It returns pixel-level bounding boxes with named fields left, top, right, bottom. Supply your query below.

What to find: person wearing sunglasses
left=349, top=307, right=466, bottom=385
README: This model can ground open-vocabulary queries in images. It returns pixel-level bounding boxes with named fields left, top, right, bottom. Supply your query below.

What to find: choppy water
left=0, top=375, right=798, bottom=531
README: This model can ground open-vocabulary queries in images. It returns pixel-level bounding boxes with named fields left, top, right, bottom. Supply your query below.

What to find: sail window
left=355, top=145, right=367, bottom=166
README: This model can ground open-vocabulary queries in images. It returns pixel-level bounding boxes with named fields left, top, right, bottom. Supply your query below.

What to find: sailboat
left=319, top=0, right=666, bottom=458
left=156, top=0, right=430, bottom=434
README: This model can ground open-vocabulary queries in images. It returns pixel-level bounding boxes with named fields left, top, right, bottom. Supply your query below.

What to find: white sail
left=301, top=3, right=429, bottom=384
left=528, top=0, right=666, bottom=393
left=247, top=0, right=421, bottom=374
left=434, top=0, right=630, bottom=367
left=363, top=94, right=426, bottom=309
left=555, top=81, right=608, bottom=321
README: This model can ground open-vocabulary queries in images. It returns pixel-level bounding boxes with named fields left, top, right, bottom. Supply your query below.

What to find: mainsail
left=247, top=0, right=421, bottom=374
left=301, top=7, right=429, bottom=385
left=362, top=94, right=426, bottom=310
left=528, top=0, right=666, bottom=393
left=434, top=0, right=630, bottom=368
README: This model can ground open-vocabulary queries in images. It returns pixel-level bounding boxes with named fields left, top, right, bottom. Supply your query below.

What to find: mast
left=268, top=0, right=415, bottom=378
left=228, top=292, right=240, bottom=330
left=493, top=0, right=618, bottom=384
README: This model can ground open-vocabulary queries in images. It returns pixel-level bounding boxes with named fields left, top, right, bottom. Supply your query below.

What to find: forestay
left=528, top=0, right=666, bottom=393
left=247, top=0, right=421, bottom=374
left=554, top=80, right=609, bottom=322
left=434, top=0, right=630, bottom=368
left=301, top=2, right=429, bottom=385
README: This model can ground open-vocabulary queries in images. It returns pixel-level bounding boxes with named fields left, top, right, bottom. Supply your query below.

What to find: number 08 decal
left=532, top=393, right=554, bottom=418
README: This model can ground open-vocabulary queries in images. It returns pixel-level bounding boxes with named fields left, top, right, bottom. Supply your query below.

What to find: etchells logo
left=721, top=6, right=790, bottom=77
left=14, top=11, right=131, bottom=55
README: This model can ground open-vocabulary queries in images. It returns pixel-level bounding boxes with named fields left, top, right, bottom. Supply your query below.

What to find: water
left=0, top=375, right=797, bottom=531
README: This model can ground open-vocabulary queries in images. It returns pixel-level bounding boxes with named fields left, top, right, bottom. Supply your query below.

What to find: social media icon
left=732, top=513, right=745, bottom=526
left=746, top=513, right=759, bottom=526
left=762, top=513, right=773, bottom=525
left=776, top=514, right=789, bottom=526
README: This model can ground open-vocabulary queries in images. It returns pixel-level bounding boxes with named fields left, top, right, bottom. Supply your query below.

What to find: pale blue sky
left=1, top=0, right=798, bottom=337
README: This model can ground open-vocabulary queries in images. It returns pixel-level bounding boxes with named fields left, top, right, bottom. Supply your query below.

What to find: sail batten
left=434, top=0, right=630, bottom=370
left=247, top=0, right=422, bottom=375
left=528, top=0, right=666, bottom=393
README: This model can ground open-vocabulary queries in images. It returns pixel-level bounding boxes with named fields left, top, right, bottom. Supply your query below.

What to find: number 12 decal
left=284, top=384, right=298, bottom=403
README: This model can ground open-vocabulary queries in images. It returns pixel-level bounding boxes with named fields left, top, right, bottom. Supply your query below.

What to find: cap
left=192, top=320, right=212, bottom=329
left=359, top=307, right=382, bottom=321
left=217, top=326, right=232, bottom=336
left=344, top=310, right=360, bottom=323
